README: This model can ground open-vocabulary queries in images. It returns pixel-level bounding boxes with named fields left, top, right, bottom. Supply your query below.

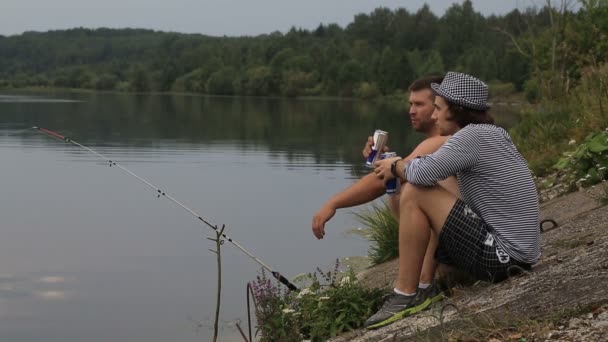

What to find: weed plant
left=550, top=128, right=608, bottom=204
left=250, top=260, right=385, bottom=342
left=511, top=64, right=608, bottom=176
left=353, top=202, right=399, bottom=265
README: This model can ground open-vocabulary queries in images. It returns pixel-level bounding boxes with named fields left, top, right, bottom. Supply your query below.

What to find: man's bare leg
left=419, top=230, right=438, bottom=284
left=396, top=184, right=458, bottom=293
left=401, top=176, right=458, bottom=285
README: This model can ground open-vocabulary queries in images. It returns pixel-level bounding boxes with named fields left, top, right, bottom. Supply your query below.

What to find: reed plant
left=353, top=202, right=399, bottom=265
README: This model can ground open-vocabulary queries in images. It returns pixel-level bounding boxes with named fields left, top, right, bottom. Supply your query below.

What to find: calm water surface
left=0, top=91, right=518, bottom=341
left=0, top=91, right=419, bottom=341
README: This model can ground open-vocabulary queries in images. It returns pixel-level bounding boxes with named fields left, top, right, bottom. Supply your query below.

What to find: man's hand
left=312, top=204, right=336, bottom=240
left=373, top=156, right=401, bottom=184
left=362, top=136, right=389, bottom=159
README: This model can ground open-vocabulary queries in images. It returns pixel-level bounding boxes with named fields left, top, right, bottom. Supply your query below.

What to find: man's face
left=408, top=89, right=436, bottom=133
left=432, top=96, right=460, bottom=136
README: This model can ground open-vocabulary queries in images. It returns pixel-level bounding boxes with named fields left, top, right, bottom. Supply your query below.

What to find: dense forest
left=0, top=1, right=575, bottom=99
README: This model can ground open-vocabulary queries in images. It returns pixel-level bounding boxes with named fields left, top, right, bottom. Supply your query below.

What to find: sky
left=2, top=0, right=540, bottom=37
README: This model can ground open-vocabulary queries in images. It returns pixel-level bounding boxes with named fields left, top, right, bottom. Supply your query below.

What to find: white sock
left=394, top=288, right=416, bottom=296
left=418, top=283, right=430, bottom=289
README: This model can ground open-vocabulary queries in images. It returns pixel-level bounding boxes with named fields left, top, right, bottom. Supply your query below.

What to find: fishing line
left=31, top=126, right=299, bottom=292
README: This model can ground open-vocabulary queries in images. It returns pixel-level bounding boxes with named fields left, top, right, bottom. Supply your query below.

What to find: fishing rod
left=32, top=126, right=299, bottom=292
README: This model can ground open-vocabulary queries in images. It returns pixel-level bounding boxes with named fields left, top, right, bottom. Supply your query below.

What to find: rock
left=568, top=317, right=584, bottom=328
left=549, top=331, right=562, bottom=339
left=377, top=334, right=396, bottom=342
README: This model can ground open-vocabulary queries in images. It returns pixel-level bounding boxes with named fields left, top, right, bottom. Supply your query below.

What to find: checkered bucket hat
left=431, top=72, right=491, bottom=111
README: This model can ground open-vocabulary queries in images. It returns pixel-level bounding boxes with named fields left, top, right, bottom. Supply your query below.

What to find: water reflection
left=0, top=274, right=69, bottom=301
left=1, top=91, right=425, bottom=178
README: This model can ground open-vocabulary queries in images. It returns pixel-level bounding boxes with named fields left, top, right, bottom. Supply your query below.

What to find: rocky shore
left=331, top=189, right=608, bottom=341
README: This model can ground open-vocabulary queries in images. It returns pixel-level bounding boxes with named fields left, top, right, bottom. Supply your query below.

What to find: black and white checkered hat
left=431, top=72, right=491, bottom=111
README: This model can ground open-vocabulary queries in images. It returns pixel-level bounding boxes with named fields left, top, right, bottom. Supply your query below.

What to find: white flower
left=318, top=296, right=330, bottom=301
left=586, top=174, right=592, bottom=178
left=599, top=167, right=606, bottom=171
left=282, top=308, right=295, bottom=314
left=340, top=276, right=352, bottom=286
left=297, top=288, right=312, bottom=298
left=568, top=139, right=576, bottom=145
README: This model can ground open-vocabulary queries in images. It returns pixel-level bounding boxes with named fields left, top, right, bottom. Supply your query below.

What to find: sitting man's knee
left=400, top=183, right=424, bottom=204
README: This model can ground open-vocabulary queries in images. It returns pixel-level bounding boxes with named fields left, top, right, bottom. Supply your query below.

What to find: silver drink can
left=381, top=152, right=399, bottom=195
left=365, top=129, right=388, bottom=167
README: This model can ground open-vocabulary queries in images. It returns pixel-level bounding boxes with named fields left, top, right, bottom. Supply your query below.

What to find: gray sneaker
left=364, top=292, right=420, bottom=329
left=364, top=283, right=445, bottom=330
left=417, top=281, right=446, bottom=306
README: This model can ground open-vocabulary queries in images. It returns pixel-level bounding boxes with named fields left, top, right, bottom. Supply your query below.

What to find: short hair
left=408, top=75, right=444, bottom=92
left=446, top=101, right=495, bottom=127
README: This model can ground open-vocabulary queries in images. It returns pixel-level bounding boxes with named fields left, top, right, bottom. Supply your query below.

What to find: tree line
left=0, top=1, right=605, bottom=100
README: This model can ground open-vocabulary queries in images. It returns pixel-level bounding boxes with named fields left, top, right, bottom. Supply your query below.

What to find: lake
left=0, top=91, right=518, bottom=341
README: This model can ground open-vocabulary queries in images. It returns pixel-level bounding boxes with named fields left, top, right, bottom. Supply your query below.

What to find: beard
left=414, top=119, right=436, bottom=134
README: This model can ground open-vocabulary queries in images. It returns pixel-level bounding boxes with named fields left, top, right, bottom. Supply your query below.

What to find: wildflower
left=297, top=288, right=312, bottom=298
left=282, top=308, right=295, bottom=314
left=568, top=139, right=576, bottom=145
left=318, top=296, right=330, bottom=301
left=340, top=276, right=353, bottom=286
left=586, top=174, right=591, bottom=178
left=599, top=167, right=606, bottom=171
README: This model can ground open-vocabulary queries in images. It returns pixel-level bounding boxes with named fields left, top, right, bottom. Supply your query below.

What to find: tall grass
left=353, top=202, right=399, bottom=265
left=510, top=64, right=608, bottom=176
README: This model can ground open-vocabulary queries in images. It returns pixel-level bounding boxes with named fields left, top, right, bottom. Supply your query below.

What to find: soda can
left=381, top=152, right=399, bottom=195
left=365, top=129, right=388, bottom=167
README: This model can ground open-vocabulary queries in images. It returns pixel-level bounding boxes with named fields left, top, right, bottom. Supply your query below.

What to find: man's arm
left=312, top=135, right=449, bottom=239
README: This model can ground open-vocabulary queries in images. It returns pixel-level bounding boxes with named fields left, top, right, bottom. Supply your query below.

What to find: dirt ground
left=331, top=189, right=608, bottom=341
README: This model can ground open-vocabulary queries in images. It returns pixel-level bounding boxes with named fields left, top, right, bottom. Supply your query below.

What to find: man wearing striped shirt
left=364, top=72, right=541, bottom=329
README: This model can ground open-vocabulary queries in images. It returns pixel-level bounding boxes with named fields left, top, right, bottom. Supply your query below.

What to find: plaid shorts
left=436, top=199, right=531, bottom=283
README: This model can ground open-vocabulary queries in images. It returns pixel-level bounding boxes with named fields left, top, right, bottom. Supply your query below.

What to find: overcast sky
left=2, top=0, right=539, bottom=37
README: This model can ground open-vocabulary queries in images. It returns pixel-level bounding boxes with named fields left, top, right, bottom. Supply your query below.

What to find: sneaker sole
left=366, top=293, right=444, bottom=330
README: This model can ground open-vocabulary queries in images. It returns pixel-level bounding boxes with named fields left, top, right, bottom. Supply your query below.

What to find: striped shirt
left=405, top=124, right=541, bottom=263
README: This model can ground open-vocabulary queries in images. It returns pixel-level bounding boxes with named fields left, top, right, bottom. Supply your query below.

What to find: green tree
left=337, top=60, right=365, bottom=96
left=375, top=47, right=401, bottom=94
left=206, top=67, right=236, bottom=95
left=245, top=66, right=274, bottom=95
left=130, top=66, right=150, bottom=92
